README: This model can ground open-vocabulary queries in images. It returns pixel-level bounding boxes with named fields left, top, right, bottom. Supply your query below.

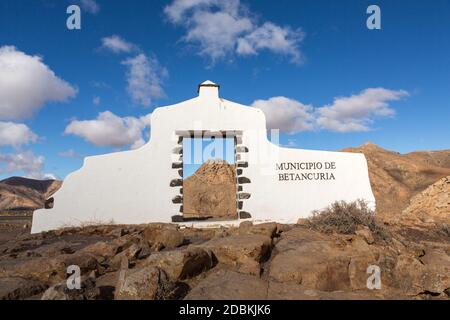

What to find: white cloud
left=251, top=96, right=315, bottom=133
left=252, top=88, right=409, bottom=134
left=42, top=173, right=60, bottom=180
left=101, top=35, right=137, bottom=54
left=80, top=0, right=100, bottom=14
left=316, top=88, right=409, bottom=132
left=183, top=9, right=253, bottom=61
left=0, top=121, right=38, bottom=148
left=0, top=151, right=47, bottom=179
left=164, top=0, right=304, bottom=64
left=0, top=46, right=77, bottom=120
left=164, top=0, right=219, bottom=23
left=121, top=54, right=167, bottom=107
left=64, top=111, right=151, bottom=148
left=237, top=22, right=304, bottom=64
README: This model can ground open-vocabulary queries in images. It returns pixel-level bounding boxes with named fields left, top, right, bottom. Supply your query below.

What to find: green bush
left=306, top=200, right=390, bottom=242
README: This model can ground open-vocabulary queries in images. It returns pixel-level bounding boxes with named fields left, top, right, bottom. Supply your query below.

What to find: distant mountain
left=183, top=159, right=237, bottom=220
left=0, top=177, right=62, bottom=212
left=343, top=143, right=450, bottom=222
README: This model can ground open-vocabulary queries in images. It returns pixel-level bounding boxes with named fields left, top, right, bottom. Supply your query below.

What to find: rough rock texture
left=0, top=222, right=449, bottom=300
left=41, top=277, right=99, bottom=300
left=185, top=269, right=387, bottom=300
left=197, top=233, right=273, bottom=276
left=0, top=277, right=47, bottom=300
left=185, top=269, right=268, bottom=300
left=183, top=159, right=237, bottom=219
left=268, top=228, right=379, bottom=291
left=343, top=143, right=450, bottom=222
left=142, top=224, right=185, bottom=250
left=0, top=177, right=61, bottom=212
left=399, top=176, right=450, bottom=226
left=140, top=247, right=214, bottom=281
left=115, top=267, right=176, bottom=300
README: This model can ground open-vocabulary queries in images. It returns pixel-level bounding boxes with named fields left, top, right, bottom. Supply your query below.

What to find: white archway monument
left=32, top=81, right=375, bottom=233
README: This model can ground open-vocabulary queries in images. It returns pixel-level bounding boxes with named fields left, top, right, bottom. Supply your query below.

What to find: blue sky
left=0, top=0, right=449, bottom=180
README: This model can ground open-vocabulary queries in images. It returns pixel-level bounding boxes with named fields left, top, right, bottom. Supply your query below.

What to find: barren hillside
left=183, top=159, right=237, bottom=220
left=343, top=143, right=450, bottom=221
left=0, top=177, right=62, bottom=212
left=398, top=176, right=450, bottom=226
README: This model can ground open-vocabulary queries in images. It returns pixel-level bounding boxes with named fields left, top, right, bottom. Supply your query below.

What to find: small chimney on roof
left=198, top=80, right=220, bottom=99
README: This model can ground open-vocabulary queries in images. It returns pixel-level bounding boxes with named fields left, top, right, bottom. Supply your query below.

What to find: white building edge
left=32, top=81, right=376, bottom=233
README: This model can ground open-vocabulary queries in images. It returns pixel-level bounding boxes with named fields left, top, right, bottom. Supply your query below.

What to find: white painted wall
left=31, top=82, right=375, bottom=233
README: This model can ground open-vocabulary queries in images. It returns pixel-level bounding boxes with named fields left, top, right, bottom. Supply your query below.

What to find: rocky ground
left=0, top=143, right=449, bottom=300
left=0, top=219, right=448, bottom=300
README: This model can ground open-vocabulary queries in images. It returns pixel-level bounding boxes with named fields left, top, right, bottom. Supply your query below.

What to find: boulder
left=23, top=241, right=76, bottom=258
left=234, top=222, right=278, bottom=238
left=95, top=271, right=120, bottom=300
left=41, top=277, right=99, bottom=300
left=355, top=225, right=375, bottom=245
left=178, top=228, right=216, bottom=245
left=107, top=227, right=128, bottom=238
left=197, top=234, right=272, bottom=276
left=184, top=269, right=268, bottom=300
left=143, top=225, right=185, bottom=250
left=140, top=247, right=214, bottom=281
left=108, top=243, right=142, bottom=271
left=79, top=236, right=134, bottom=258
left=114, top=266, right=175, bottom=300
left=392, top=254, right=428, bottom=295
left=269, top=228, right=377, bottom=291
left=1, top=257, right=65, bottom=284
left=418, top=249, right=450, bottom=295
left=2, top=252, right=101, bottom=285
left=0, top=277, right=48, bottom=300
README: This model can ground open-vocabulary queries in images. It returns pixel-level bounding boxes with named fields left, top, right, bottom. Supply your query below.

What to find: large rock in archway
left=183, top=159, right=237, bottom=220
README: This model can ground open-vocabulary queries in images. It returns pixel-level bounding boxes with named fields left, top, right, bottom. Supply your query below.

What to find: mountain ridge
left=0, top=177, right=61, bottom=212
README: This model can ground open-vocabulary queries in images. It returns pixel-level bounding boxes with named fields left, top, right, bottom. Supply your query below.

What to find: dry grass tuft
left=306, top=200, right=391, bottom=242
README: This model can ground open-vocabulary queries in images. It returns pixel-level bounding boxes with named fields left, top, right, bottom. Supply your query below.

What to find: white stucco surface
left=31, top=81, right=376, bottom=233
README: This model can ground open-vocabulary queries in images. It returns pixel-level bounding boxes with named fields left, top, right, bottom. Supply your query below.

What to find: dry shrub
left=306, top=200, right=390, bottom=242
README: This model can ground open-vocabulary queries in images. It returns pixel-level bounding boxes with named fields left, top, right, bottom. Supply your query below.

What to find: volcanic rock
left=399, top=176, right=450, bottom=226
left=183, top=159, right=237, bottom=219
left=115, top=266, right=175, bottom=300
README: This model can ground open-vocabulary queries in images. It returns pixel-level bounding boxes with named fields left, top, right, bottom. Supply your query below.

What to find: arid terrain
left=183, top=159, right=237, bottom=220
left=0, top=177, right=61, bottom=214
left=0, top=143, right=449, bottom=300
left=344, top=142, right=450, bottom=224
